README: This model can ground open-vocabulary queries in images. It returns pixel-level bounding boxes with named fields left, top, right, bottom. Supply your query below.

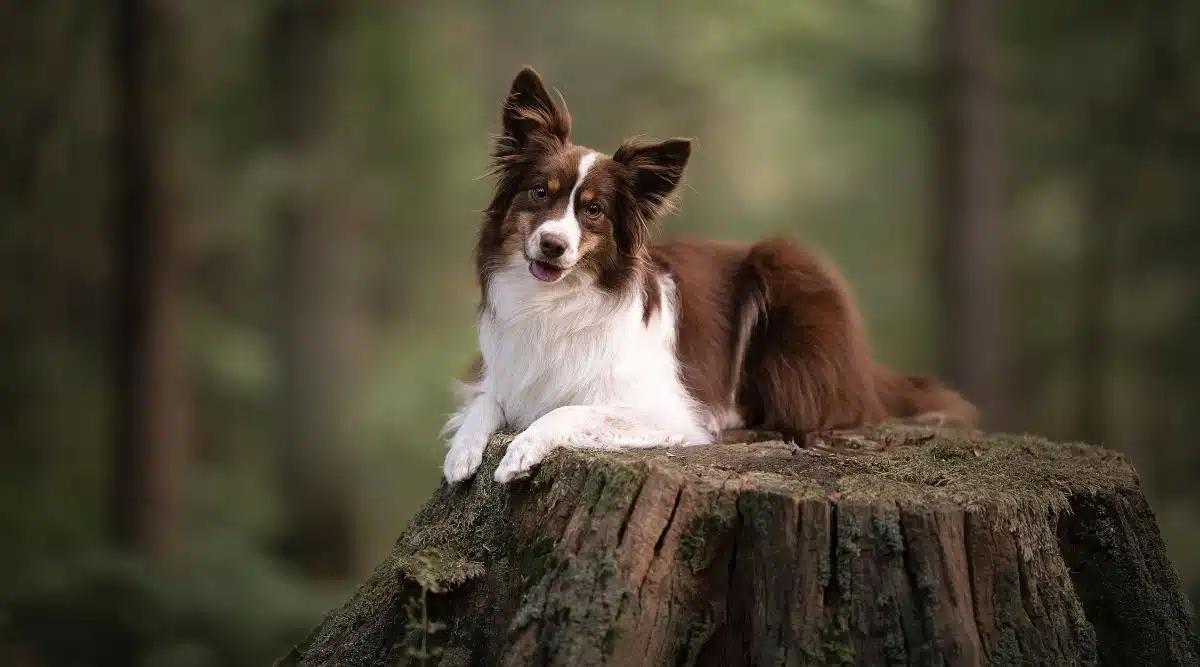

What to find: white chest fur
left=478, top=263, right=708, bottom=440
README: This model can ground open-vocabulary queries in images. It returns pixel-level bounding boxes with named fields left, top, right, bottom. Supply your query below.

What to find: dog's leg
left=493, top=405, right=708, bottom=483
left=442, top=387, right=505, bottom=484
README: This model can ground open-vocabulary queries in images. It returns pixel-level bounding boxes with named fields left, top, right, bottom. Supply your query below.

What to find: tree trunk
left=1076, top=166, right=1117, bottom=446
left=932, top=0, right=1007, bottom=429
left=108, top=0, right=188, bottom=559
left=265, top=0, right=359, bottom=578
left=277, top=427, right=1198, bottom=667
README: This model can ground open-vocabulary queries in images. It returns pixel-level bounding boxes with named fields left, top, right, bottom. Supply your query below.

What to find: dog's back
left=653, top=237, right=977, bottom=439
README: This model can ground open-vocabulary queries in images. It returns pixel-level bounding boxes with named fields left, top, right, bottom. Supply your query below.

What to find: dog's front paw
left=494, top=431, right=556, bottom=483
left=443, top=430, right=489, bottom=484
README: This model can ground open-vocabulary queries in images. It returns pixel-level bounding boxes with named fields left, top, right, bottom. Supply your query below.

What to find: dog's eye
left=583, top=202, right=603, bottom=218
left=530, top=186, right=548, bottom=202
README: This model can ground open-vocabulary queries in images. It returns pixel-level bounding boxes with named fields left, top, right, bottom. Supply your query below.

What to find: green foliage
left=403, top=589, right=446, bottom=664
left=3, top=0, right=1200, bottom=661
left=0, top=543, right=340, bottom=667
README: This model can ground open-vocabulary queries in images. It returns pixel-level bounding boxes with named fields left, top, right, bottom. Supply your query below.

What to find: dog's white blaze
left=527, top=151, right=597, bottom=264
left=442, top=252, right=714, bottom=483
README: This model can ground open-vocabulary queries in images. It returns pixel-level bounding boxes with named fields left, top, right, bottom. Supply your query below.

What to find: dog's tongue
left=529, top=260, right=565, bottom=283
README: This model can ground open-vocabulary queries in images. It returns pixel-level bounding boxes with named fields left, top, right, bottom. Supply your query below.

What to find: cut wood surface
left=277, top=426, right=1198, bottom=666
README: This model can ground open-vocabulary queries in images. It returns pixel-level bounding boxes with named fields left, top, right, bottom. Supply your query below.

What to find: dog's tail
left=873, top=363, right=979, bottom=430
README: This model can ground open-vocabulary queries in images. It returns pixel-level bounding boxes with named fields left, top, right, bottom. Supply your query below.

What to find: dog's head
left=478, top=67, right=691, bottom=293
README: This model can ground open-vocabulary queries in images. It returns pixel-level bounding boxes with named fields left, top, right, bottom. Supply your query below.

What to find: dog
left=441, top=66, right=977, bottom=484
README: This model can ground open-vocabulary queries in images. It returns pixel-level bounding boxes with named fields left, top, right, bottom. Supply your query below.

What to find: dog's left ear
left=614, top=138, right=692, bottom=221
left=500, top=66, right=571, bottom=150
left=611, top=138, right=691, bottom=255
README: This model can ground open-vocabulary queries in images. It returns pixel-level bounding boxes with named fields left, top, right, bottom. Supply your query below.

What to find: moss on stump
left=276, top=426, right=1198, bottom=667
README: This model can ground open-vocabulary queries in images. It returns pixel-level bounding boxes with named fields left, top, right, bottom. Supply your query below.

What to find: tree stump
left=277, top=426, right=1198, bottom=666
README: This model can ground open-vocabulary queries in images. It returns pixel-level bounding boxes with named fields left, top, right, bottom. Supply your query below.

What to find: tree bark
left=108, top=0, right=189, bottom=559
left=265, top=0, right=360, bottom=578
left=277, top=427, right=1198, bottom=667
left=932, top=0, right=1007, bottom=429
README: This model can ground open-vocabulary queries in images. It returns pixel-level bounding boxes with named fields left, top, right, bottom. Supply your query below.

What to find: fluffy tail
left=873, top=364, right=979, bottom=430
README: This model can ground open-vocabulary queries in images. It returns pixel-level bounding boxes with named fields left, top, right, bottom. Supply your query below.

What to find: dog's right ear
left=499, top=66, right=571, bottom=151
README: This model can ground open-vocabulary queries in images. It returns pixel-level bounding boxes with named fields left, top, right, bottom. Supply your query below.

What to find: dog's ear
left=500, top=66, right=571, bottom=151
left=614, top=138, right=691, bottom=221
left=612, top=138, right=691, bottom=254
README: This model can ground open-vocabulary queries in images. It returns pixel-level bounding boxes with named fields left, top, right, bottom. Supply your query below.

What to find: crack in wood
left=654, top=487, right=684, bottom=555
left=962, top=508, right=982, bottom=664
left=896, top=503, right=920, bottom=664
left=616, top=472, right=648, bottom=546
left=634, top=484, right=684, bottom=604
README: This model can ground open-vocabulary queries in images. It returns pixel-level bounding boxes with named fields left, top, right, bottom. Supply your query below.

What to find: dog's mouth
left=529, top=259, right=568, bottom=283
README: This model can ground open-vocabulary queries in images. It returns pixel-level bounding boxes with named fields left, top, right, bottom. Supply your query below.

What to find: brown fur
left=469, top=66, right=979, bottom=441
left=477, top=68, right=665, bottom=305
left=873, top=364, right=980, bottom=428
left=649, top=239, right=746, bottom=416
left=737, top=239, right=888, bottom=436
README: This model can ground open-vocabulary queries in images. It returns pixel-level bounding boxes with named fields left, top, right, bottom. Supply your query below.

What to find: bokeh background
left=3, top=0, right=1198, bottom=664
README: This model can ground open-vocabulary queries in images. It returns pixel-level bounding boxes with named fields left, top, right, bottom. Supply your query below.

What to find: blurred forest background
left=2, top=0, right=1199, bottom=664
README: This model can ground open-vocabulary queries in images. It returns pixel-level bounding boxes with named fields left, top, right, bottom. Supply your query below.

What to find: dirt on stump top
left=399, top=425, right=1139, bottom=576
left=598, top=425, right=1136, bottom=508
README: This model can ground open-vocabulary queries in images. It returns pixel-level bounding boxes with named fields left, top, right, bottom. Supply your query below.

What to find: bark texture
left=109, top=0, right=189, bottom=559
left=278, top=426, right=1197, bottom=667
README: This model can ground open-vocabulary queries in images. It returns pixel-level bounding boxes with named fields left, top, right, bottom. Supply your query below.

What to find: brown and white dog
left=442, top=67, right=977, bottom=484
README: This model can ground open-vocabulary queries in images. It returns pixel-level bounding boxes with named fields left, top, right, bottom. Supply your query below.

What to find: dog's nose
left=539, top=233, right=568, bottom=259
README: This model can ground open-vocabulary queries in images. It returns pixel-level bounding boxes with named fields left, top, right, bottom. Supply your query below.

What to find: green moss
left=435, top=646, right=471, bottom=667
left=987, top=626, right=1024, bottom=666
left=907, top=546, right=938, bottom=604
left=672, top=609, right=719, bottom=665
left=508, top=546, right=632, bottom=661
left=397, top=432, right=520, bottom=567
left=736, top=491, right=779, bottom=540
left=845, top=426, right=1134, bottom=516
left=822, top=615, right=856, bottom=666
left=590, top=461, right=644, bottom=517
left=601, top=627, right=621, bottom=657
left=679, top=425, right=1136, bottom=553
left=836, top=511, right=862, bottom=564
left=877, top=592, right=908, bottom=664
left=870, top=511, right=904, bottom=559
left=676, top=523, right=707, bottom=573
left=817, top=531, right=833, bottom=589
left=515, top=534, right=560, bottom=586
left=397, top=548, right=484, bottom=594
left=677, top=500, right=738, bottom=573
left=574, top=465, right=609, bottom=512
left=928, top=440, right=972, bottom=462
